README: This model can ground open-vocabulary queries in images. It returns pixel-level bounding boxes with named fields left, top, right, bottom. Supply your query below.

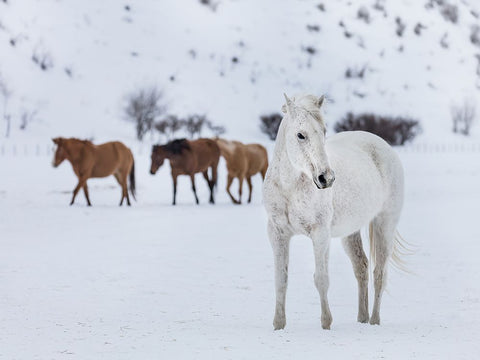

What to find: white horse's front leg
left=311, top=226, right=332, bottom=329
left=268, top=220, right=291, bottom=330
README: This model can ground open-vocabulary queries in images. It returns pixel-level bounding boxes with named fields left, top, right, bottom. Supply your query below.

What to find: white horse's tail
left=368, top=223, right=414, bottom=274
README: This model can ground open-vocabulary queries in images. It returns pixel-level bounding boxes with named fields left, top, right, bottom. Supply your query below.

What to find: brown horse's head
left=150, top=145, right=166, bottom=174
left=52, top=137, right=68, bottom=167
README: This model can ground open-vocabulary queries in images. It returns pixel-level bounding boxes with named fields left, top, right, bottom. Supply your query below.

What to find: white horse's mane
left=286, top=94, right=326, bottom=127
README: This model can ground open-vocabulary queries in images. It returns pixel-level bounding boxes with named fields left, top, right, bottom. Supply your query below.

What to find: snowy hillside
left=0, top=0, right=479, bottom=143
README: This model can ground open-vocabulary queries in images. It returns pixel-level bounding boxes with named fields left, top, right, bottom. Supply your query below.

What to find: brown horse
left=52, top=137, right=135, bottom=206
left=215, top=138, right=268, bottom=204
left=150, top=138, right=220, bottom=205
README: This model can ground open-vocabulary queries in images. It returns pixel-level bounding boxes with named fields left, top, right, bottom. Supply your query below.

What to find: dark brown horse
left=52, top=137, right=135, bottom=206
left=150, top=138, right=220, bottom=205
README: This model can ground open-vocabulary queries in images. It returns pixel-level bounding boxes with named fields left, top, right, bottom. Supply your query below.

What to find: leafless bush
left=32, top=48, right=53, bottom=71
left=426, top=1, right=459, bottom=23
left=334, top=113, right=421, bottom=145
left=440, top=33, right=449, bottom=48
left=395, top=17, right=406, bottom=37
left=162, top=115, right=184, bottom=140
left=19, top=108, right=38, bottom=131
left=414, top=23, right=426, bottom=36
left=0, top=75, right=12, bottom=137
left=184, top=114, right=207, bottom=138
left=357, top=6, right=370, bottom=24
left=373, top=0, right=385, bottom=12
left=440, top=3, right=458, bottom=23
left=306, top=24, right=321, bottom=32
left=124, top=86, right=166, bottom=141
left=260, top=113, right=283, bottom=141
left=206, top=121, right=226, bottom=137
left=199, top=0, right=218, bottom=11
left=451, top=101, right=476, bottom=136
left=471, top=25, right=480, bottom=47
left=345, top=65, right=367, bottom=79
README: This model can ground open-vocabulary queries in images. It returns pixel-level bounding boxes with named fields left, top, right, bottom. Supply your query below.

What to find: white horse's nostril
left=319, top=174, right=327, bottom=186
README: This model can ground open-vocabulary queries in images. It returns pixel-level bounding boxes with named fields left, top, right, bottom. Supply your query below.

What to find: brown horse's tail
left=129, top=159, right=136, bottom=201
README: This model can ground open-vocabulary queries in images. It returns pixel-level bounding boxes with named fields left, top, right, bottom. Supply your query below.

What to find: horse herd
left=52, top=136, right=268, bottom=206
left=52, top=93, right=407, bottom=330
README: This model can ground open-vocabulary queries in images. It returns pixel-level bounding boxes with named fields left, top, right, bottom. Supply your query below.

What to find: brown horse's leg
left=237, top=176, right=244, bottom=204
left=114, top=173, right=126, bottom=206
left=172, top=174, right=178, bottom=205
left=122, top=172, right=131, bottom=206
left=70, top=177, right=86, bottom=206
left=82, top=182, right=92, bottom=206
left=261, top=166, right=267, bottom=180
left=202, top=170, right=215, bottom=204
left=246, top=176, right=253, bottom=203
left=190, top=174, right=199, bottom=205
left=226, top=174, right=239, bottom=204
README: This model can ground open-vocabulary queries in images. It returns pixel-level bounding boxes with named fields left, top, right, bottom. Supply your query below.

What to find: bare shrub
left=440, top=33, right=449, bottom=48
left=206, top=121, right=226, bottom=137
left=184, top=114, right=207, bottom=138
left=440, top=3, right=458, bottom=23
left=345, top=64, right=367, bottom=79
left=451, top=100, right=476, bottom=136
left=414, top=23, right=426, bottom=36
left=470, top=25, right=480, bottom=48
left=334, top=113, right=422, bottom=146
left=199, top=0, right=218, bottom=11
left=32, top=48, right=53, bottom=71
left=373, top=0, right=385, bottom=12
left=357, top=6, right=370, bottom=23
left=395, top=17, right=406, bottom=37
left=124, top=86, right=166, bottom=141
left=260, top=113, right=283, bottom=141
left=0, top=75, right=12, bottom=137
left=306, top=24, right=321, bottom=32
left=19, top=108, right=38, bottom=130
left=163, top=115, right=183, bottom=139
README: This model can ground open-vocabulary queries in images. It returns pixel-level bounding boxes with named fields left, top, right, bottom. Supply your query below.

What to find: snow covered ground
left=1, top=148, right=480, bottom=359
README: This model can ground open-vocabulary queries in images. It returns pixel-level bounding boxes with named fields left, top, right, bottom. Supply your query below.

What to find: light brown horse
left=150, top=138, right=220, bottom=205
left=52, top=137, right=135, bottom=206
left=215, top=138, right=268, bottom=204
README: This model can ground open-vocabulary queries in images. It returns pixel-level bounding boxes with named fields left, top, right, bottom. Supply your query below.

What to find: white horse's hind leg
left=311, top=227, right=332, bottom=329
left=342, top=231, right=369, bottom=323
left=369, top=215, right=396, bottom=325
left=268, top=221, right=292, bottom=330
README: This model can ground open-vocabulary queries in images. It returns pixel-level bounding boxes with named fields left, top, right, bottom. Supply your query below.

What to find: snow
left=1, top=0, right=480, bottom=358
left=1, top=149, right=480, bottom=359
left=0, top=0, right=479, bottom=142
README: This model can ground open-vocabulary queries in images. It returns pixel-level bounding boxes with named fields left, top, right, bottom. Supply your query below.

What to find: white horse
left=263, top=94, right=405, bottom=330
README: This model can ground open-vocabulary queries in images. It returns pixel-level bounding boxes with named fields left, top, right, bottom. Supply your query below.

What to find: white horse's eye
left=297, top=133, right=306, bottom=140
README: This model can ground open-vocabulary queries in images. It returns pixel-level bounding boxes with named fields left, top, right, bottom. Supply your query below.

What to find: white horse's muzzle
left=313, top=169, right=335, bottom=189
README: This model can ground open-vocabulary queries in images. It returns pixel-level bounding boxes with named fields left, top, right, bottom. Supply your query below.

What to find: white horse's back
left=326, top=131, right=404, bottom=237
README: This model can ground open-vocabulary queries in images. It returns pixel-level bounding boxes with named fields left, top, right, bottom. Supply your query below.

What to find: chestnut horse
left=150, top=138, right=220, bottom=205
left=52, top=137, right=135, bottom=206
left=215, top=138, right=268, bottom=204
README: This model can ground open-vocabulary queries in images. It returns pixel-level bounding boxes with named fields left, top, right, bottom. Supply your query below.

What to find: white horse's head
left=281, top=93, right=335, bottom=189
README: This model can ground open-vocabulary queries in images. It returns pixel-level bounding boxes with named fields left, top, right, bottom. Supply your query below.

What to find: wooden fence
left=1, top=142, right=480, bottom=157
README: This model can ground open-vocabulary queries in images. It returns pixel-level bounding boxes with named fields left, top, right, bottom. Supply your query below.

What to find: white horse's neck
left=270, top=122, right=305, bottom=189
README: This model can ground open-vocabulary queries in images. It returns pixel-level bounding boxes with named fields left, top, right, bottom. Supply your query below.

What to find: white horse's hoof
left=369, top=316, right=380, bottom=325
left=273, top=318, right=286, bottom=330
left=358, top=314, right=370, bottom=323
left=321, top=313, right=332, bottom=330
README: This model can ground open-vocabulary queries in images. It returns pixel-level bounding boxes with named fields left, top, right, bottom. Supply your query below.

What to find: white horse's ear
left=318, top=95, right=325, bottom=108
left=283, top=93, right=294, bottom=114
